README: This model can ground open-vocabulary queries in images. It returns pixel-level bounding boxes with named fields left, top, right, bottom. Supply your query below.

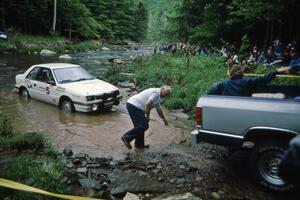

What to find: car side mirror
left=47, top=80, right=56, bottom=85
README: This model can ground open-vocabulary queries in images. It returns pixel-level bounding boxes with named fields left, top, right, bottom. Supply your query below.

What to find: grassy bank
left=0, top=113, right=66, bottom=200
left=108, top=54, right=228, bottom=112
left=0, top=34, right=103, bottom=55
left=108, top=54, right=300, bottom=113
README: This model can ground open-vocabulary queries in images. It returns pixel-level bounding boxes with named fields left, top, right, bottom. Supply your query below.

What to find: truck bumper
left=190, top=129, right=244, bottom=148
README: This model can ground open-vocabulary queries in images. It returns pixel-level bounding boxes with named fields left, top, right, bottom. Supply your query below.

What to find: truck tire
left=248, top=140, right=294, bottom=192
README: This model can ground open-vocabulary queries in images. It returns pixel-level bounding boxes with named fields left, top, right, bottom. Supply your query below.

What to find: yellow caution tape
left=0, top=178, right=103, bottom=200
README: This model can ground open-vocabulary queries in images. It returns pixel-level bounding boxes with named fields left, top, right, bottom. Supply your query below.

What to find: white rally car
left=15, top=63, right=122, bottom=112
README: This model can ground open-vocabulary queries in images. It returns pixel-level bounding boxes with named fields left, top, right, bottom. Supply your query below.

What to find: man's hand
left=163, top=118, right=168, bottom=126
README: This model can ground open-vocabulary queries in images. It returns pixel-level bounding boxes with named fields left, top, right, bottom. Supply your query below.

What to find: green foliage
left=0, top=132, right=45, bottom=151
left=0, top=155, right=67, bottom=200
left=0, top=112, right=13, bottom=137
left=112, top=54, right=227, bottom=112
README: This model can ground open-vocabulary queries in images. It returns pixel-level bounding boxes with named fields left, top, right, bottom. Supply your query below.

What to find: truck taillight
left=195, top=107, right=202, bottom=126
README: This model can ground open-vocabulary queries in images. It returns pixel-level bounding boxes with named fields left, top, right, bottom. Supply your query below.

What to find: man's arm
left=145, top=98, right=153, bottom=120
left=247, top=67, right=289, bottom=88
left=156, top=106, right=168, bottom=125
left=207, top=81, right=223, bottom=95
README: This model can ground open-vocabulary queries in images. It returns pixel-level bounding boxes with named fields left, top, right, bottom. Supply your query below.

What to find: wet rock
left=77, top=167, right=87, bottom=173
left=63, top=147, right=73, bottom=157
left=74, top=153, right=86, bottom=159
left=123, top=192, right=139, bottom=200
left=102, top=47, right=110, bottom=51
left=59, top=54, right=72, bottom=60
left=179, top=164, right=186, bottom=169
left=170, top=112, right=190, bottom=120
left=118, top=81, right=131, bottom=88
left=66, top=162, right=74, bottom=168
left=156, top=163, right=163, bottom=169
left=40, top=49, right=56, bottom=56
left=113, top=58, right=125, bottom=64
left=195, top=176, right=203, bottom=182
left=156, top=193, right=202, bottom=200
left=212, top=192, right=221, bottom=199
left=135, top=170, right=148, bottom=177
left=109, top=169, right=165, bottom=195
left=73, top=159, right=82, bottom=165
left=79, top=178, right=101, bottom=190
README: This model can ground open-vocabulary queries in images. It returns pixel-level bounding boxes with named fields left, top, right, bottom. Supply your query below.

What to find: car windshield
left=53, top=66, right=95, bottom=84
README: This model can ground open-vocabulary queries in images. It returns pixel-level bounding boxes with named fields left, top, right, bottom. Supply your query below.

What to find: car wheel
left=61, top=99, right=75, bottom=112
left=248, top=140, right=294, bottom=191
left=20, top=88, right=30, bottom=98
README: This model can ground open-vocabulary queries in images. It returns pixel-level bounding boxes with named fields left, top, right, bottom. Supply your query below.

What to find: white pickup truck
left=191, top=84, right=300, bottom=191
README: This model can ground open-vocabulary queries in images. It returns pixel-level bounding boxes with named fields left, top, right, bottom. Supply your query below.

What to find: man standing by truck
left=207, top=65, right=290, bottom=96
left=121, top=86, right=171, bottom=150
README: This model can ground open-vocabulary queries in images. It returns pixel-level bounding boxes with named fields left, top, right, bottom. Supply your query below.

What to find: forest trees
left=148, top=0, right=300, bottom=48
left=1, top=0, right=148, bottom=42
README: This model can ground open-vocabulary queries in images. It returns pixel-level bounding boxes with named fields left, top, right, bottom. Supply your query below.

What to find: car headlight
left=86, top=95, right=95, bottom=101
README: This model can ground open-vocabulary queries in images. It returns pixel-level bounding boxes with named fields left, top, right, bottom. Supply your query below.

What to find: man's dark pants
left=123, top=103, right=149, bottom=147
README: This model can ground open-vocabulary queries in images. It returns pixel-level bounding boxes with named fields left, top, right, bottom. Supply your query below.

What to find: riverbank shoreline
left=0, top=34, right=134, bottom=56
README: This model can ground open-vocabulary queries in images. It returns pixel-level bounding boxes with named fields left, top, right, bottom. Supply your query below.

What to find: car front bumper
left=74, top=95, right=122, bottom=112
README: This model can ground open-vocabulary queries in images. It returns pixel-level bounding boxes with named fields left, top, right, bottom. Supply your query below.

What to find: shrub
left=0, top=155, right=67, bottom=200
left=0, top=112, right=13, bottom=137
left=0, top=132, right=45, bottom=151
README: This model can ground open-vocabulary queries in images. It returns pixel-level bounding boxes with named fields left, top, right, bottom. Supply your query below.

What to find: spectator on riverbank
left=288, top=49, right=300, bottom=73
left=207, top=65, right=290, bottom=96
left=121, top=86, right=171, bottom=150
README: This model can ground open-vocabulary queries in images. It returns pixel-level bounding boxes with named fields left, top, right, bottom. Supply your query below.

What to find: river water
left=0, top=48, right=189, bottom=159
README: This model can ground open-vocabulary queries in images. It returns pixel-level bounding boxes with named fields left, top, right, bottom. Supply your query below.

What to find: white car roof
left=32, top=63, right=80, bottom=69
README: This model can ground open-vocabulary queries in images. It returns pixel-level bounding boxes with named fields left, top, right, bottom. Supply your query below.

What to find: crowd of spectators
left=154, top=39, right=300, bottom=74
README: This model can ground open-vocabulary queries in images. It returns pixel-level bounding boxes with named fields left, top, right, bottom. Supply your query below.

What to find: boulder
left=123, top=192, right=139, bottom=200
left=63, top=147, right=73, bottom=157
left=79, top=178, right=102, bottom=190
left=102, top=47, right=110, bottom=51
left=118, top=81, right=130, bottom=88
left=59, top=54, right=72, bottom=60
left=109, top=169, right=165, bottom=195
left=40, top=49, right=56, bottom=56
left=155, top=193, right=202, bottom=200
left=113, top=58, right=125, bottom=64
left=170, top=112, right=190, bottom=120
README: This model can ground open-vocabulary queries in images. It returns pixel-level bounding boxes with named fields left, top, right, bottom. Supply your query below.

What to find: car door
left=25, top=67, right=41, bottom=99
left=35, top=68, right=59, bottom=105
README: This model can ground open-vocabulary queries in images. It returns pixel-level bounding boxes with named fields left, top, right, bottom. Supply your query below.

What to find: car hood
left=63, top=79, right=118, bottom=95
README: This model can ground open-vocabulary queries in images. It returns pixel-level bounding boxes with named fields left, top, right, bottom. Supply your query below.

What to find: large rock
left=59, top=54, right=72, bottom=60
left=154, top=193, right=202, bottom=200
left=113, top=58, right=125, bottom=64
left=102, top=47, right=110, bottom=51
left=109, top=169, right=165, bottom=195
left=40, top=49, right=56, bottom=56
left=123, top=192, right=139, bottom=200
left=118, top=81, right=131, bottom=88
left=79, top=178, right=102, bottom=190
left=170, top=112, right=190, bottom=120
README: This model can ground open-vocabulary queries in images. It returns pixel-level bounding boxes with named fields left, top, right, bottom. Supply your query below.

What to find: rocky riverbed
left=55, top=83, right=298, bottom=200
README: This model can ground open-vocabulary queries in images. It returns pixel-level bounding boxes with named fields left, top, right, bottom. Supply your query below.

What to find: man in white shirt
left=121, top=85, right=172, bottom=149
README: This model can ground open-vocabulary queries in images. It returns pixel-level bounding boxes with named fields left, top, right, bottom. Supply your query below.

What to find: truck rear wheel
left=248, top=140, right=294, bottom=191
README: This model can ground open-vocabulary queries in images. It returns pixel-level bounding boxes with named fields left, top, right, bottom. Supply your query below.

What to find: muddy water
left=0, top=48, right=189, bottom=159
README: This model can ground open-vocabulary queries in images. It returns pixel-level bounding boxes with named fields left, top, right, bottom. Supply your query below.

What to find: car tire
left=61, top=99, right=75, bottom=112
left=248, top=140, right=294, bottom=192
left=20, top=87, right=30, bottom=98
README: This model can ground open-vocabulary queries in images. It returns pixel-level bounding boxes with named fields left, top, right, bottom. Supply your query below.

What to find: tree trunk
left=52, top=0, right=57, bottom=31
left=263, top=21, right=270, bottom=49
